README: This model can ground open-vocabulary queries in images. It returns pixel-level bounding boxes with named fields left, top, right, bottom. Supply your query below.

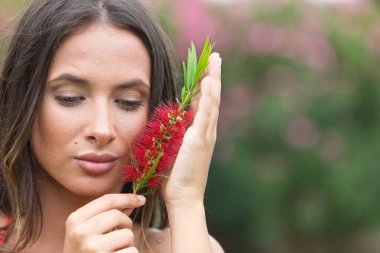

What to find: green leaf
left=192, top=63, right=208, bottom=91
left=186, top=46, right=197, bottom=91
left=181, top=86, right=185, bottom=101
left=188, top=88, right=202, bottom=102
left=182, top=61, right=187, bottom=90
left=179, top=36, right=214, bottom=110
left=133, top=153, right=163, bottom=194
left=196, top=36, right=212, bottom=72
left=191, top=37, right=213, bottom=91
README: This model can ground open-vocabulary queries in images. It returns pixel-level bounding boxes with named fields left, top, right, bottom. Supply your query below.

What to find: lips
left=75, top=153, right=118, bottom=174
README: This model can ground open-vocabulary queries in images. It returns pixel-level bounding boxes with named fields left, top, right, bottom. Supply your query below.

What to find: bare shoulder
left=143, top=227, right=225, bottom=253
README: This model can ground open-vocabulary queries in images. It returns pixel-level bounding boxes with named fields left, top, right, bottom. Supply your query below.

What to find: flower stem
left=133, top=152, right=163, bottom=194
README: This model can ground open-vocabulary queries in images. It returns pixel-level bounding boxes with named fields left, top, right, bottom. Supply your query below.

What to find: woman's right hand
left=63, top=194, right=146, bottom=253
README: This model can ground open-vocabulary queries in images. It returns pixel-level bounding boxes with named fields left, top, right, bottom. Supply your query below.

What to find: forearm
left=167, top=202, right=213, bottom=253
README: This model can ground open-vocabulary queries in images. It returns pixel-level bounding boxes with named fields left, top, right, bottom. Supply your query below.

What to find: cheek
left=31, top=100, right=83, bottom=156
left=116, top=111, right=148, bottom=144
left=114, top=106, right=149, bottom=159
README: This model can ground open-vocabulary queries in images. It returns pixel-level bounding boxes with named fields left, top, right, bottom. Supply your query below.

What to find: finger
left=66, top=194, right=145, bottom=225
left=208, top=52, right=221, bottom=81
left=207, top=56, right=222, bottom=141
left=192, top=80, right=212, bottom=137
left=190, top=52, right=220, bottom=113
left=202, top=52, right=219, bottom=78
left=79, top=209, right=133, bottom=234
left=115, top=247, right=139, bottom=253
left=190, top=82, right=201, bottom=112
left=101, top=229, right=135, bottom=250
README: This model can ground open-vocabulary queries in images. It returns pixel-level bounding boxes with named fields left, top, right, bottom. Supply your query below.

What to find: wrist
left=166, top=201, right=213, bottom=253
left=166, top=199, right=205, bottom=219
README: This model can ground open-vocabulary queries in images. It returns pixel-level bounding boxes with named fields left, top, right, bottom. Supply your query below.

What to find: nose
left=85, top=102, right=116, bottom=146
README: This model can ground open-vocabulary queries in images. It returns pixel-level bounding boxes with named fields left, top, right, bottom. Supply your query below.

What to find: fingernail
left=217, top=57, right=222, bottom=66
left=210, top=53, right=219, bottom=61
left=137, top=195, right=146, bottom=203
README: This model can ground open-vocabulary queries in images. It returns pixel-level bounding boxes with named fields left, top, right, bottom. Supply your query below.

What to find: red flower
left=123, top=36, right=213, bottom=194
left=123, top=102, right=193, bottom=192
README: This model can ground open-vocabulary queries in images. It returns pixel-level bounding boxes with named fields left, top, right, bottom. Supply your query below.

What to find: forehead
left=48, top=22, right=151, bottom=85
left=61, top=23, right=147, bottom=53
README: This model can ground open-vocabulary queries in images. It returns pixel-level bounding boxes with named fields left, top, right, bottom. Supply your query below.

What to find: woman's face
left=31, top=23, right=151, bottom=196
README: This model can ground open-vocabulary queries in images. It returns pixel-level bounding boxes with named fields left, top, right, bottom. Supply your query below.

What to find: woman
left=0, top=0, right=223, bottom=252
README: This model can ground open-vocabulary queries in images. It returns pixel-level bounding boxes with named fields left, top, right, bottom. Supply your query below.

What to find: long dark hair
left=0, top=0, right=178, bottom=251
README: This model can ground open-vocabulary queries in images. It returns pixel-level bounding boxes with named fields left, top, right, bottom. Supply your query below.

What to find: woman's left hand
left=161, top=52, right=222, bottom=209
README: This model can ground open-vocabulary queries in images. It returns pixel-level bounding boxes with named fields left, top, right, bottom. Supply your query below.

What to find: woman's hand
left=63, top=194, right=145, bottom=253
left=162, top=52, right=222, bottom=209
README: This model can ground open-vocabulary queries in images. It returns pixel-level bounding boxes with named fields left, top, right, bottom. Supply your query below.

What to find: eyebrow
left=47, top=73, right=150, bottom=89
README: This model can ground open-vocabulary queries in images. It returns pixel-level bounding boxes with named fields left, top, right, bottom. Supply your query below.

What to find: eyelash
left=55, top=96, right=85, bottom=106
left=115, top=99, right=143, bottom=112
left=54, top=96, right=143, bottom=112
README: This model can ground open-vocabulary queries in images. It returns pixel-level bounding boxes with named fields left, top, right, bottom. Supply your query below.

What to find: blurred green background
left=2, top=0, right=380, bottom=252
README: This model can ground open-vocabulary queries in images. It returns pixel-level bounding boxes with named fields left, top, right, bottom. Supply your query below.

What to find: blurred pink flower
left=285, top=117, right=320, bottom=149
left=219, top=84, right=256, bottom=137
left=330, top=0, right=371, bottom=17
left=248, top=11, right=335, bottom=71
left=292, top=13, right=336, bottom=71
left=287, top=32, right=336, bottom=71
left=251, top=0, right=293, bottom=6
left=367, top=24, right=380, bottom=56
left=248, top=23, right=288, bottom=55
left=210, top=3, right=252, bottom=54
left=172, top=0, right=219, bottom=59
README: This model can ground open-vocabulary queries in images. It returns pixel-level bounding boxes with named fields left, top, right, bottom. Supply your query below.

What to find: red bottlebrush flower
left=123, top=36, right=213, bottom=194
left=123, top=102, right=193, bottom=193
left=124, top=165, right=142, bottom=182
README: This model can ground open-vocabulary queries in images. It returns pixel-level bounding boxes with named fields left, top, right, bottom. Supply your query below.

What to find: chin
left=72, top=182, right=123, bottom=197
left=38, top=167, right=125, bottom=200
left=57, top=175, right=123, bottom=198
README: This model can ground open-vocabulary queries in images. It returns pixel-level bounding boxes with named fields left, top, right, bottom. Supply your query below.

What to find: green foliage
left=201, top=1, right=380, bottom=253
left=180, top=36, right=213, bottom=109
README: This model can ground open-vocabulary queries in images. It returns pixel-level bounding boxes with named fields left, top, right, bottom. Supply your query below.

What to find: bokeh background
left=2, top=0, right=380, bottom=252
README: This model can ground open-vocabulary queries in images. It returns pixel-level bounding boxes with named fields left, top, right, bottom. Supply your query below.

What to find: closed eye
left=55, top=96, right=85, bottom=107
left=115, top=99, right=143, bottom=112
